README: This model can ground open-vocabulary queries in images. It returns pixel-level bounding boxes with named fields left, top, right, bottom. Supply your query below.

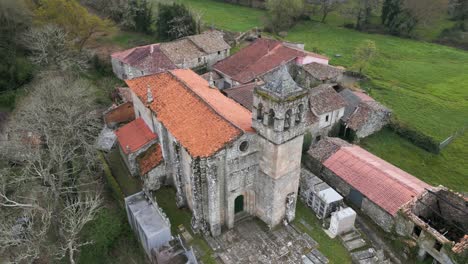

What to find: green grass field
left=294, top=201, right=352, bottom=263
left=179, top=0, right=468, bottom=192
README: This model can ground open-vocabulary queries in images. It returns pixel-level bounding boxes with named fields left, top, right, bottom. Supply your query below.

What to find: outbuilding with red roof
left=307, top=137, right=430, bottom=232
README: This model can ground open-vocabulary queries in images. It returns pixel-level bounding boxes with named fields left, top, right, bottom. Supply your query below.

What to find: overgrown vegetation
left=157, top=2, right=200, bottom=40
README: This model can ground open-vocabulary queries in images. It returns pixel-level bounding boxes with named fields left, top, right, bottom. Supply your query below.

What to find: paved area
left=205, top=218, right=328, bottom=264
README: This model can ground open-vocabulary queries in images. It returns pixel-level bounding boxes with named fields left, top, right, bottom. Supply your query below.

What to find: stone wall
left=354, top=106, right=391, bottom=139
left=361, top=198, right=394, bottom=232
left=111, top=58, right=146, bottom=80
left=145, top=164, right=166, bottom=190
left=205, top=49, right=230, bottom=68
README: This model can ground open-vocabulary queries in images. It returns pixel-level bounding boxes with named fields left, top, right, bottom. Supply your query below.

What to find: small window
left=315, top=135, right=321, bottom=143
left=268, top=109, right=275, bottom=127
left=218, top=51, right=221, bottom=55
left=257, top=103, right=263, bottom=121
left=325, top=115, right=329, bottom=122
left=138, top=111, right=141, bottom=117
left=198, top=57, right=202, bottom=63
left=239, top=141, right=249, bottom=152
left=434, top=241, right=442, bottom=251
left=413, top=225, right=422, bottom=238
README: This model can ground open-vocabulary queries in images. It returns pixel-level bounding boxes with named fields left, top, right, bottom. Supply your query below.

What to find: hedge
left=388, top=119, right=440, bottom=154
left=98, top=151, right=125, bottom=208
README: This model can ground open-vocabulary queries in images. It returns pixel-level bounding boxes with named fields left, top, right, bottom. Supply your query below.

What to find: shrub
left=78, top=208, right=125, bottom=264
left=98, top=152, right=125, bottom=207
left=388, top=120, right=440, bottom=154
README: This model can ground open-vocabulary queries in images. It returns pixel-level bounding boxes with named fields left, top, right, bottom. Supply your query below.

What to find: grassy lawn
left=361, top=128, right=468, bottom=192
left=155, top=187, right=217, bottom=264
left=294, top=200, right=351, bottom=264
left=106, top=149, right=142, bottom=196
left=175, top=0, right=265, bottom=32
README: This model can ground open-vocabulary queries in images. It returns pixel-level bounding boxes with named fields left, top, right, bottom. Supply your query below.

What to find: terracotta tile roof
left=323, top=146, right=431, bottom=216
left=137, top=143, right=163, bottom=175
left=307, top=137, right=351, bottom=162
left=172, top=69, right=254, bottom=133
left=309, top=84, right=347, bottom=115
left=223, top=82, right=256, bottom=111
left=188, top=30, right=230, bottom=54
left=160, top=39, right=205, bottom=65
left=111, top=44, right=177, bottom=74
left=115, top=118, right=157, bottom=154
left=214, top=38, right=325, bottom=84
left=302, top=62, right=344, bottom=81
left=126, top=69, right=253, bottom=157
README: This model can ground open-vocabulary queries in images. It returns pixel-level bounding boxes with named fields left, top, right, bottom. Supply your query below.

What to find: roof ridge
left=340, top=146, right=428, bottom=194
left=168, top=70, right=246, bottom=135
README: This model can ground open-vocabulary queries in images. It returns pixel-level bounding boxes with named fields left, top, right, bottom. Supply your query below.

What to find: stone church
left=117, top=66, right=320, bottom=236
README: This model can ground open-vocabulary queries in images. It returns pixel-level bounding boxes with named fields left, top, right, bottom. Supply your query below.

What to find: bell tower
left=252, top=65, right=308, bottom=227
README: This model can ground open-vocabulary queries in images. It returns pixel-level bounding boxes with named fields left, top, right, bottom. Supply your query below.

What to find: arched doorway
left=234, top=195, right=244, bottom=214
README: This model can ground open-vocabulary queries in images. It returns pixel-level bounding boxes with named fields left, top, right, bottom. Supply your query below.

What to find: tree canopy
left=156, top=2, right=198, bottom=41
left=34, top=0, right=112, bottom=50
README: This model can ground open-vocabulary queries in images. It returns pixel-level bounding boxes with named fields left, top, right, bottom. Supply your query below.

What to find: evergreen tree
left=134, top=0, right=153, bottom=33
left=157, top=3, right=197, bottom=41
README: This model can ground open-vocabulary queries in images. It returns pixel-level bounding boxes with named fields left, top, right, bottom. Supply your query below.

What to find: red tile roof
left=214, top=38, right=326, bottom=84
left=126, top=69, right=253, bottom=157
left=111, top=44, right=177, bottom=75
left=115, top=118, right=157, bottom=154
left=137, top=144, right=163, bottom=175
left=323, top=146, right=430, bottom=216
left=224, top=82, right=256, bottom=111
left=309, top=84, right=347, bottom=115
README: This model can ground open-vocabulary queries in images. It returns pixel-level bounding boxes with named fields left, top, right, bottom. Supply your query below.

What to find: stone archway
left=234, top=195, right=244, bottom=214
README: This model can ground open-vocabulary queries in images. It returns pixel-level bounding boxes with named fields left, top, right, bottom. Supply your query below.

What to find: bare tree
left=56, top=193, right=102, bottom=264
left=21, top=25, right=90, bottom=71
left=317, top=0, right=348, bottom=23
left=404, top=0, right=448, bottom=28
left=341, top=0, right=381, bottom=30
left=0, top=73, right=103, bottom=263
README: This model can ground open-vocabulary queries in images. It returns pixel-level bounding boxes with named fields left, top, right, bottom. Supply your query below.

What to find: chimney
left=147, top=84, right=153, bottom=104
left=208, top=72, right=215, bottom=88
left=126, top=145, right=130, bottom=153
left=150, top=44, right=154, bottom=54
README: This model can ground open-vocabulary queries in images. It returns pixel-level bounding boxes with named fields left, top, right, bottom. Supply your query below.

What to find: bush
left=0, top=90, right=18, bottom=110
left=99, top=152, right=125, bottom=207
left=78, top=208, right=125, bottom=264
left=388, top=120, right=440, bottom=154
left=0, top=55, right=34, bottom=92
